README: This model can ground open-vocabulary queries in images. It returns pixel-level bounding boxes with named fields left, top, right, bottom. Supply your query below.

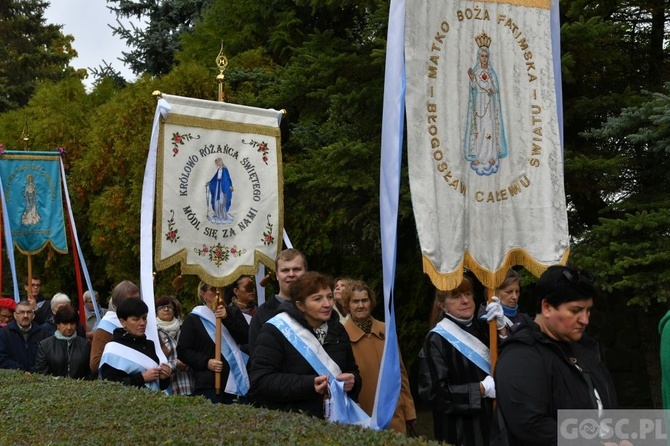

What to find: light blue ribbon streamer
left=376, top=0, right=406, bottom=429
left=58, top=158, right=99, bottom=321
left=0, top=177, right=20, bottom=302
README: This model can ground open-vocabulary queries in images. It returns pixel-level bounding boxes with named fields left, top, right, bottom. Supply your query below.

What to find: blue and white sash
left=96, top=311, right=121, bottom=334
left=100, top=342, right=161, bottom=391
left=191, top=305, right=249, bottom=396
left=268, top=312, right=373, bottom=427
left=431, top=317, right=491, bottom=375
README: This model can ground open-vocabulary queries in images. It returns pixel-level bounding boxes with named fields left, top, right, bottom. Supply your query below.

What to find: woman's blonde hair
left=429, top=277, right=473, bottom=327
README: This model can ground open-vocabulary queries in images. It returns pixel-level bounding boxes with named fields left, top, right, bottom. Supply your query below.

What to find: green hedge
left=0, top=370, right=440, bottom=445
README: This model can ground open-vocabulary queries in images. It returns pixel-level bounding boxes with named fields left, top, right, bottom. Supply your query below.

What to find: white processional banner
left=405, top=0, right=569, bottom=289
left=155, top=94, right=282, bottom=286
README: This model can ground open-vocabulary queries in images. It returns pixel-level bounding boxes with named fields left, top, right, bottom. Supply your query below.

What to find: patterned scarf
left=156, top=317, right=181, bottom=339
left=353, top=317, right=373, bottom=334
left=314, top=322, right=329, bottom=344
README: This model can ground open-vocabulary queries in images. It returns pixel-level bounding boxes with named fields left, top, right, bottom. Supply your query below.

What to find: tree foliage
left=0, top=0, right=78, bottom=112
left=107, top=0, right=212, bottom=76
left=574, top=85, right=670, bottom=308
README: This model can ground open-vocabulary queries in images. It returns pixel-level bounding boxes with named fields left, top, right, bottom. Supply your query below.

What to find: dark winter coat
left=248, top=300, right=361, bottom=418
left=418, top=314, right=493, bottom=446
left=34, top=334, right=91, bottom=379
left=176, top=306, right=248, bottom=392
left=247, top=295, right=283, bottom=355
left=0, top=321, right=47, bottom=372
left=226, top=304, right=251, bottom=355
left=99, top=328, right=169, bottom=390
left=491, top=314, right=618, bottom=446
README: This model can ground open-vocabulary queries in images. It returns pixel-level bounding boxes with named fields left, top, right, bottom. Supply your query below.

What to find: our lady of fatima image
left=205, top=157, right=234, bottom=224
left=21, top=174, right=41, bottom=225
left=462, top=32, right=508, bottom=177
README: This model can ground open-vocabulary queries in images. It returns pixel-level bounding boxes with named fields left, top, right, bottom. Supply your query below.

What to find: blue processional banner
left=0, top=152, right=67, bottom=255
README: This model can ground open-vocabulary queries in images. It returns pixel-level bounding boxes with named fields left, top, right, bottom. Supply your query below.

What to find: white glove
left=481, top=375, right=496, bottom=399
left=485, top=296, right=506, bottom=330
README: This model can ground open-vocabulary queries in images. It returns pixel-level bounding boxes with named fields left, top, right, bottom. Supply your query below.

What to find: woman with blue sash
left=418, top=277, right=506, bottom=446
left=99, top=298, right=171, bottom=390
left=177, top=282, right=250, bottom=404
left=249, top=272, right=362, bottom=420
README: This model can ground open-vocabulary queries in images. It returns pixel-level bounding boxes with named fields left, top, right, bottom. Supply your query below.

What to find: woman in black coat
left=99, top=298, right=171, bottom=390
left=34, top=306, right=91, bottom=379
left=249, top=272, right=361, bottom=419
left=177, top=281, right=249, bottom=403
left=418, top=278, right=502, bottom=446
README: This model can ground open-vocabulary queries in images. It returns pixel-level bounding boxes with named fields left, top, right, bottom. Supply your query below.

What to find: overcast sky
left=44, top=0, right=138, bottom=88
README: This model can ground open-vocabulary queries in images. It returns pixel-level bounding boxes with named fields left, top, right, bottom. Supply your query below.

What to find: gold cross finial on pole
left=21, top=120, right=30, bottom=151
left=216, top=43, right=228, bottom=103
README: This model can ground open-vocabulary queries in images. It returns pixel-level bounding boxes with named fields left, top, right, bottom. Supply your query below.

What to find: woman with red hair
left=0, top=298, right=16, bottom=328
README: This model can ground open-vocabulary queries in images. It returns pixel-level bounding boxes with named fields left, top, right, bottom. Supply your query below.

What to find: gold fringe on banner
left=473, top=0, right=552, bottom=9
left=423, top=247, right=571, bottom=291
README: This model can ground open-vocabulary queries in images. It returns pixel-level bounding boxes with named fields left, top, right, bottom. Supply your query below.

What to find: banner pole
left=214, top=287, right=223, bottom=395
left=27, top=255, right=32, bottom=302
left=487, top=287, right=498, bottom=374
left=212, top=46, right=229, bottom=396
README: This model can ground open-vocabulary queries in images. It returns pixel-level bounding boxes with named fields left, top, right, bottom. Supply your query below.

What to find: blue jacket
left=0, top=321, right=47, bottom=372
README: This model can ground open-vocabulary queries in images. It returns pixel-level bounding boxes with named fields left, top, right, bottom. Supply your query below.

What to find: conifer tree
left=0, top=0, right=77, bottom=112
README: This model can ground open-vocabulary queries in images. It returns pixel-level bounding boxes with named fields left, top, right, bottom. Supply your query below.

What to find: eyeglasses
left=158, top=305, right=174, bottom=312
left=0, top=313, right=13, bottom=321
left=15, top=310, right=34, bottom=316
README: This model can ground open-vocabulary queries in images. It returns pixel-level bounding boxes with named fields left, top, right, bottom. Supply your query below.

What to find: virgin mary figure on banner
left=206, top=157, right=234, bottom=224
left=21, top=174, right=41, bottom=225
left=463, top=33, right=508, bottom=177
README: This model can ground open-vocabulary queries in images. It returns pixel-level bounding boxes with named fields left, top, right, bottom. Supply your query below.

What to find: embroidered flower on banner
left=171, top=132, right=200, bottom=157
left=194, top=243, right=245, bottom=267
left=242, top=139, right=270, bottom=165
left=164, top=210, right=180, bottom=243
left=262, top=215, right=275, bottom=246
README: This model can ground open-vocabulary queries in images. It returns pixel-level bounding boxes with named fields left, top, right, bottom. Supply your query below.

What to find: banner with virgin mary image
left=404, top=0, right=569, bottom=289
left=154, top=94, right=283, bottom=286
left=0, top=151, right=68, bottom=254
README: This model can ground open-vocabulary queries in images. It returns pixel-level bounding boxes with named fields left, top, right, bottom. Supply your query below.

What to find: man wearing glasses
left=0, top=300, right=47, bottom=372
left=491, top=265, right=618, bottom=445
